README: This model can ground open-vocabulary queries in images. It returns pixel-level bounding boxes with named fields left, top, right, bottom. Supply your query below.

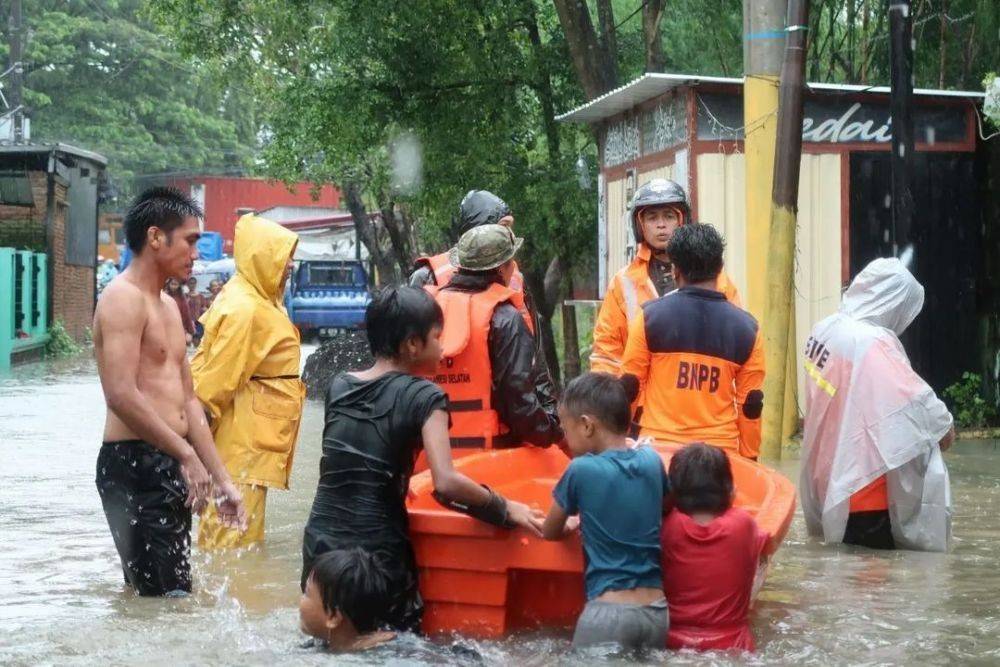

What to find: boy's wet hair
left=309, top=547, right=390, bottom=633
left=124, top=186, right=203, bottom=254
left=666, top=224, right=725, bottom=283
left=365, top=285, right=444, bottom=359
left=669, top=442, right=734, bottom=515
left=560, top=372, right=631, bottom=435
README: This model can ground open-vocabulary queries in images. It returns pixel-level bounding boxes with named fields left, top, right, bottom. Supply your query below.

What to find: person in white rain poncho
left=800, top=257, right=955, bottom=551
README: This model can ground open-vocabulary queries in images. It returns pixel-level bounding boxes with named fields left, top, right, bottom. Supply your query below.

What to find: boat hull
left=407, top=444, right=795, bottom=638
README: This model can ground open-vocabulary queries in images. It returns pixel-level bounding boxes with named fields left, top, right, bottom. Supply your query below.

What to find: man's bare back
left=95, top=275, right=189, bottom=441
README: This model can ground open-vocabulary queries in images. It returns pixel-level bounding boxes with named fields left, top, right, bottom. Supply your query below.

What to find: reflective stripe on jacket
left=192, top=214, right=306, bottom=489
left=591, top=243, right=742, bottom=375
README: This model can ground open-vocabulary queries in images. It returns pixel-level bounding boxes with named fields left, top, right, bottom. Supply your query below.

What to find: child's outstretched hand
left=507, top=500, right=545, bottom=537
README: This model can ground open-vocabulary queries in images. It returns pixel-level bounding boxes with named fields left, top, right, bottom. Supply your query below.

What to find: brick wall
left=0, top=171, right=95, bottom=341
left=51, top=182, right=94, bottom=340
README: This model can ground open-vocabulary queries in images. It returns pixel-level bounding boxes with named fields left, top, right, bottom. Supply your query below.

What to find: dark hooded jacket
left=443, top=271, right=562, bottom=447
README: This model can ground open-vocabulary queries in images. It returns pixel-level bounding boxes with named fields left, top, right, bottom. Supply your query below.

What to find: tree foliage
left=0, top=0, right=256, bottom=197
left=150, top=0, right=598, bottom=384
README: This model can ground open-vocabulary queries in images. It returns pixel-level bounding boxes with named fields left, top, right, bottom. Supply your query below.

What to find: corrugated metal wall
left=696, top=153, right=747, bottom=296
left=695, top=152, right=843, bottom=413
left=793, top=154, right=844, bottom=404
left=605, top=176, right=629, bottom=281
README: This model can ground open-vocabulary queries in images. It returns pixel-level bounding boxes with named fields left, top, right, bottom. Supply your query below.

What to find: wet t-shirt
left=301, top=371, right=447, bottom=630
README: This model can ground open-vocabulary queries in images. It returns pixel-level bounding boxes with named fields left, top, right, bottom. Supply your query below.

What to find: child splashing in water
left=541, top=373, right=670, bottom=651
left=301, top=286, right=542, bottom=632
left=660, top=443, right=769, bottom=651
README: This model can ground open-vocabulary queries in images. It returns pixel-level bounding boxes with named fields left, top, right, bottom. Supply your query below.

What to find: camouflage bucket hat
left=449, top=223, right=524, bottom=271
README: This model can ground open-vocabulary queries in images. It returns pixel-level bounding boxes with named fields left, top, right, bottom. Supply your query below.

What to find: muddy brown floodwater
left=2, top=354, right=999, bottom=665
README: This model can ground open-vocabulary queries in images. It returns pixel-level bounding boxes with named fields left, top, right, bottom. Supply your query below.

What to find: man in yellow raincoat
left=192, top=214, right=306, bottom=548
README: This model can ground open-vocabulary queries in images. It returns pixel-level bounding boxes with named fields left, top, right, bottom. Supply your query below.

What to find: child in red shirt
left=661, top=443, right=769, bottom=652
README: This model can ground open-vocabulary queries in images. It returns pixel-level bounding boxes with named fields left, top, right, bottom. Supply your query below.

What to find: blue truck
left=288, top=259, right=371, bottom=338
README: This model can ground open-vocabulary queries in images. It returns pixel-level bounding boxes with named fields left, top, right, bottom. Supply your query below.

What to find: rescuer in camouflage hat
left=429, top=223, right=564, bottom=454
left=449, top=223, right=524, bottom=273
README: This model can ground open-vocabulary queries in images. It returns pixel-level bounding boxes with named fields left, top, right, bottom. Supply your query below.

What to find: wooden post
left=759, top=0, right=810, bottom=459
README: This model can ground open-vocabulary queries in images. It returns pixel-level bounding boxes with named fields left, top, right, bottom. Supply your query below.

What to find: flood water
left=2, top=353, right=1000, bottom=665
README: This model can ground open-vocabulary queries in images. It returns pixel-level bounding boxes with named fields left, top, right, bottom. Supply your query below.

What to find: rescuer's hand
left=939, top=425, right=956, bottom=452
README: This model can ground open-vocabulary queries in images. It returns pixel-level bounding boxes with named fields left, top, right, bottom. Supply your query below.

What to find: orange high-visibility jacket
left=621, top=286, right=765, bottom=459
left=430, top=282, right=533, bottom=451
left=414, top=251, right=526, bottom=293
left=590, top=244, right=741, bottom=375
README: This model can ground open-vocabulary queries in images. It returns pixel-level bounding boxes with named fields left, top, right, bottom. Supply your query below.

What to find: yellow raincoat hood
left=234, top=214, right=299, bottom=303
left=192, top=214, right=305, bottom=489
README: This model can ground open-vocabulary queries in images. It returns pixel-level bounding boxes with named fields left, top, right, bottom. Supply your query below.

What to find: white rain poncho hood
left=800, top=258, right=953, bottom=551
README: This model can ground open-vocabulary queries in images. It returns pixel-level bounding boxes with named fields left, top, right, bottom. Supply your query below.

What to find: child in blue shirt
left=542, top=372, right=669, bottom=650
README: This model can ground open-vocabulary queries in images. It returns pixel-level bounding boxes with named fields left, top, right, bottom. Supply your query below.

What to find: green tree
left=150, top=0, right=597, bottom=386
left=0, top=0, right=256, bottom=199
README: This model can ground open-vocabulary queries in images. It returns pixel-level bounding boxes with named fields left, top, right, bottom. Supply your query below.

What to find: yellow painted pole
left=760, top=0, right=811, bottom=460
left=743, top=75, right=780, bottom=319
left=743, top=0, right=786, bottom=458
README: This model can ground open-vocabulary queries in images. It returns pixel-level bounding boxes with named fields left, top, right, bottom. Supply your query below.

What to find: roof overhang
left=0, top=142, right=108, bottom=166
left=556, top=72, right=986, bottom=124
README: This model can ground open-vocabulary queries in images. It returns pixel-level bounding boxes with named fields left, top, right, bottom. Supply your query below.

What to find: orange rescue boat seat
left=407, top=443, right=795, bottom=638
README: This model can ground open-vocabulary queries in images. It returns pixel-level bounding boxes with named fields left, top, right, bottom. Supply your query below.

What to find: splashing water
left=2, top=356, right=1000, bottom=665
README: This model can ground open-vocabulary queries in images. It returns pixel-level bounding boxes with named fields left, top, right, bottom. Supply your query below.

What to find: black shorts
left=96, top=440, right=192, bottom=596
left=844, top=510, right=895, bottom=550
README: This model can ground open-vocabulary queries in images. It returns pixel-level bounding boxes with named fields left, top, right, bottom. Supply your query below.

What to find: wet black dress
left=301, top=371, right=447, bottom=632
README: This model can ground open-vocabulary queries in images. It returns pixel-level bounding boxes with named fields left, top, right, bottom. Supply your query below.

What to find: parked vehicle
left=288, top=260, right=370, bottom=338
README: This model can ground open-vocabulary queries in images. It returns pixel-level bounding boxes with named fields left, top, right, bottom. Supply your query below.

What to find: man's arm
left=735, top=330, right=766, bottom=460
left=489, top=306, right=563, bottom=447
left=541, top=502, right=570, bottom=541
left=423, top=409, right=543, bottom=535
left=620, top=309, right=651, bottom=407
left=182, top=355, right=247, bottom=529
left=95, top=286, right=209, bottom=507
left=590, top=279, right=627, bottom=374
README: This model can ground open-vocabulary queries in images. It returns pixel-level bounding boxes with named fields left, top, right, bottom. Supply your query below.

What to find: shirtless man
left=93, top=187, right=246, bottom=596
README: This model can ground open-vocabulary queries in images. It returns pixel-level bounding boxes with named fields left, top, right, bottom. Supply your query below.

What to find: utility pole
left=759, top=0, right=810, bottom=459
left=8, top=0, right=24, bottom=143
left=746, top=0, right=801, bottom=459
left=889, top=0, right=915, bottom=252
left=743, top=0, right=784, bottom=315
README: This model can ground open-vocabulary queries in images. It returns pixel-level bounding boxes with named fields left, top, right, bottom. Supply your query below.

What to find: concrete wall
left=695, top=152, right=843, bottom=414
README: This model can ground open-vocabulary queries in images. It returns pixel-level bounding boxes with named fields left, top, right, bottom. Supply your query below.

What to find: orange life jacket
left=416, top=251, right=526, bottom=294
left=412, top=282, right=536, bottom=473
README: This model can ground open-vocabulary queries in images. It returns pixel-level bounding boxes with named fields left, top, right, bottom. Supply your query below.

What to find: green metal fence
left=0, top=247, right=48, bottom=370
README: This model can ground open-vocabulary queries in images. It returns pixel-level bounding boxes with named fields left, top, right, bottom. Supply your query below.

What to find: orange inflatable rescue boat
left=407, top=444, right=795, bottom=638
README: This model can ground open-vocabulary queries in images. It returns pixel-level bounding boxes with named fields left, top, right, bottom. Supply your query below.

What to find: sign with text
left=696, top=92, right=968, bottom=145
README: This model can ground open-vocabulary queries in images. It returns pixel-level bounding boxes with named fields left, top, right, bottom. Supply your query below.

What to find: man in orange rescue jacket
left=590, top=179, right=740, bottom=376
left=409, top=189, right=524, bottom=292
left=620, top=224, right=764, bottom=459
left=429, top=224, right=563, bottom=455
